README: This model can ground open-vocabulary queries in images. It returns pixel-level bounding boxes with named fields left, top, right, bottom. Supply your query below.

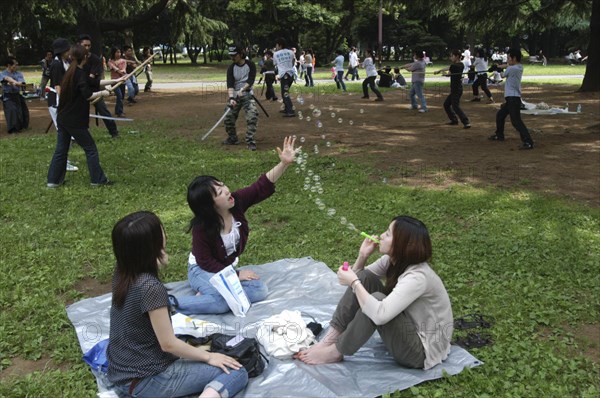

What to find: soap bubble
left=307, top=169, right=314, bottom=176
left=280, top=104, right=285, bottom=110
left=347, top=223, right=356, bottom=231
left=329, top=105, right=333, bottom=110
left=382, top=177, right=388, bottom=184
left=292, top=135, right=297, bottom=139
left=318, top=188, right=324, bottom=194
left=360, top=108, right=364, bottom=114
left=313, top=175, right=320, bottom=182
left=306, top=116, right=311, bottom=122
left=337, top=118, right=343, bottom=124
left=314, top=149, right=319, bottom=155
left=331, top=163, right=335, bottom=168
left=340, top=217, right=347, bottom=225
left=312, top=109, right=322, bottom=117
left=300, top=137, right=305, bottom=143
left=327, top=208, right=336, bottom=217
left=292, top=105, right=296, bottom=111
left=283, top=92, right=289, bottom=98
left=331, top=113, right=336, bottom=118
left=284, top=85, right=289, bottom=90
left=304, top=177, right=311, bottom=184
left=309, top=104, right=315, bottom=110
left=310, top=186, right=317, bottom=193
left=300, top=164, right=306, bottom=171
left=326, top=141, right=331, bottom=147
left=349, top=120, right=354, bottom=126
left=316, top=121, right=323, bottom=128
left=321, top=134, right=326, bottom=139
left=303, top=184, right=310, bottom=190
left=318, top=203, right=326, bottom=210
left=298, top=115, right=303, bottom=120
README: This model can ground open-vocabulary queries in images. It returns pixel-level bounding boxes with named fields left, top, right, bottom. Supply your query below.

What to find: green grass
left=18, top=61, right=587, bottom=86
left=0, top=118, right=598, bottom=397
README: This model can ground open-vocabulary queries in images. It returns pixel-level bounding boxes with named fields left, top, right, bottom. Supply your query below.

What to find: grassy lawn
left=0, top=112, right=598, bottom=397
left=18, top=60, right=587, bottom=86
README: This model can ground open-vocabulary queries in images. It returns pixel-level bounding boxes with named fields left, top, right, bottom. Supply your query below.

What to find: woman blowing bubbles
left=107, top=211, right=248, bottom=398
left=171, top=136, right=299, bottom=315
left=296, top=216, right=454, bottom=369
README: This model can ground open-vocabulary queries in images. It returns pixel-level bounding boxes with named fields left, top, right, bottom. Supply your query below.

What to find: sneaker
left=488, top=134, right=505, bottom=141
left=222, top=137, right=240, bottom=145
left=374, top=98, right=384, bottom=102
left=117, top=113, right=126, bottom=117
left=488, top=97, right=495, bottom=103
left=518, top=142, right=534, bottom=150
left=91, top=180, right=114, bottom=187
left=418, top=109, right=428, bottom=113
left=111, top=132, right=120, bottom=139
left=446, top=121, right=459, bottom=125
left=283, top=113, right=296, bottom=118
left=66, top=160, right=79, bottom=172
left=247, top=142, right=257, bottom=151
left=47, top=182, right=63, bottom=188
left=469, top=98, right=481, bottom=102
left=127, top=98, right=137, bottom=104
left=361, top=96, right=369, bottom=99
left=464, top=123, right=472, bottom=129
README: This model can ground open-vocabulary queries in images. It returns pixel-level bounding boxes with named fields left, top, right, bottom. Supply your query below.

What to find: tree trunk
left=579, top=0, right=599, bottom=92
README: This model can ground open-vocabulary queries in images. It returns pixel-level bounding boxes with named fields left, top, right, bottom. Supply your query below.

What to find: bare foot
left=296, top=344, right=343, bottom=365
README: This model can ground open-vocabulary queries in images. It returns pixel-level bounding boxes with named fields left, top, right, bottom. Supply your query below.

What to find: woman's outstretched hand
left=277, top=136, right=300, bottom=165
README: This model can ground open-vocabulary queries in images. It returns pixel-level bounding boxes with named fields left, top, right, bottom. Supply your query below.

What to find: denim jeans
left=47, top=125, right=108, bottom=185
left=114, top=86, right=124, bottom=116
left=304, top=66, right=314, bottom=86
left=114, top=358, right=248, bottom=398
left=125, top=77, right=137, bottom=100
left=172, top=263, right=269, bottom=315
left=93, top=99, right=118, bottom=136
left=335, top=71, right=347, bottom=91
left=410, top=81, right=427, bottom=110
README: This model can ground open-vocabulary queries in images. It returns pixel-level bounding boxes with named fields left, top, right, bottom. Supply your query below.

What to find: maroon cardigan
left=191, top=174, right=275, bottom=273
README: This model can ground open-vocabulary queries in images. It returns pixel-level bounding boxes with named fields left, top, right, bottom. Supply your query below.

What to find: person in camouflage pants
left=223, top=45, right=259, bottom=151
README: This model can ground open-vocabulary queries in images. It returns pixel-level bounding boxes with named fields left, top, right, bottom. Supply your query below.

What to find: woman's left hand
left=337, top=267, right=358, bottom=286
left=277, top=136, right=300, bottom=165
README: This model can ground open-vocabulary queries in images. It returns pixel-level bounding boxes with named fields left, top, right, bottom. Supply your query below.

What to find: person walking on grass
left=332, top=50, right=347, bottom=92
left=402, top=51, right=427, bottom=112
left=361, top=49, right=383, bottom=101
left=222, top=45, right=258, bottom=151
left=295, top=215, right=453, bottom=369
left=47, top=44, right=112, bottom=187
left=434, top=49, right=471, bottom=129
left=488, top=48, right=534, bottom=150
left=107, top=211, right=248, bottom=398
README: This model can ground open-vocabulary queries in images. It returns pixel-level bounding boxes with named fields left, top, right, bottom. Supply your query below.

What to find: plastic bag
left=209, top=265, right=251, bottom=317
left=82, top=338, right=109, bottom=373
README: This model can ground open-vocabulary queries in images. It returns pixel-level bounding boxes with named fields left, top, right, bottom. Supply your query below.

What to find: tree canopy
left=1, top=0, right=596, bottom=90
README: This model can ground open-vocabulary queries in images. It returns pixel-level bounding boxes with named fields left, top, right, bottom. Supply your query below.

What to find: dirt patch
left=2, top=84, right=599, bottom=206
left=0, top=356, right=69, bottom=382
left=538, top=323, right=600, bottom=364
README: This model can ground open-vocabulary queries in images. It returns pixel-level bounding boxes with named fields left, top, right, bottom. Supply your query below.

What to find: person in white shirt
left=462, top=44, right=472, bottom=72
left=273, top=38, right=296, bottom=117
left=360, top=49, right=383, bottom=101
left=296, top=215, right=453, bottom=370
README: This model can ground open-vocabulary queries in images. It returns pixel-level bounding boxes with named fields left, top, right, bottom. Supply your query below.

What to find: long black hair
left=187, top=176, right=226, bottom=240
left=111, top=211, right=165, bottom=308
left=384, top=216, right=432, bottom=294
left=58, top=44, right=87, bottom=111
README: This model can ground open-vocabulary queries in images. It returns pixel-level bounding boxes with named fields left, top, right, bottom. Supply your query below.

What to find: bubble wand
left=360, top=231, right=380, bottom=244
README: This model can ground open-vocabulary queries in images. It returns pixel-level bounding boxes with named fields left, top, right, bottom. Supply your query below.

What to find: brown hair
left=384, top=216, right=432, bottom=294
left=58, top=44, right=88, bottom=111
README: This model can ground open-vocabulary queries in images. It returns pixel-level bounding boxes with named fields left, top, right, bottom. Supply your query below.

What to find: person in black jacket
left=47, top=44, right=112, bottom=188
left=78, top=34, right=119, bottom=138
left=434, top=49, right=471, bottom=129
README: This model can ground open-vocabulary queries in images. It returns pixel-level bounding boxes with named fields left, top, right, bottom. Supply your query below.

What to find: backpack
left=208, top=333, right=267, bottom=378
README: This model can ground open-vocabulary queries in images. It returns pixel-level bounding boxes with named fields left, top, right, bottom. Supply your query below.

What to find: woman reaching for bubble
left=170, top=136, right=300, bottom=315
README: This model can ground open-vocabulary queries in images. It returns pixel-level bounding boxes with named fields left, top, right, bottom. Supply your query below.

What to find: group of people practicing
left=106, top=134, right=454, bottom=397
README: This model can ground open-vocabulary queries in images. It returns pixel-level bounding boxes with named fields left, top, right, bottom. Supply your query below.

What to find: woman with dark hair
left=470, top=48, right=494, bottom=103
left=107, top=46, right=126, bottom=117
left=170, top=136, right=299, bottom=315
left=47, top=44, right=111, bottom=187
left=360, top=49, right=383, bottom=101
left=107, top=211, right=248, bottom=398
left=296, top=216, right=453, bottom=369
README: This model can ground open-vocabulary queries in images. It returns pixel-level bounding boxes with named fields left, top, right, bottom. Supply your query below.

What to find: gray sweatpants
left=331, top=270, right=426, bottom=368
